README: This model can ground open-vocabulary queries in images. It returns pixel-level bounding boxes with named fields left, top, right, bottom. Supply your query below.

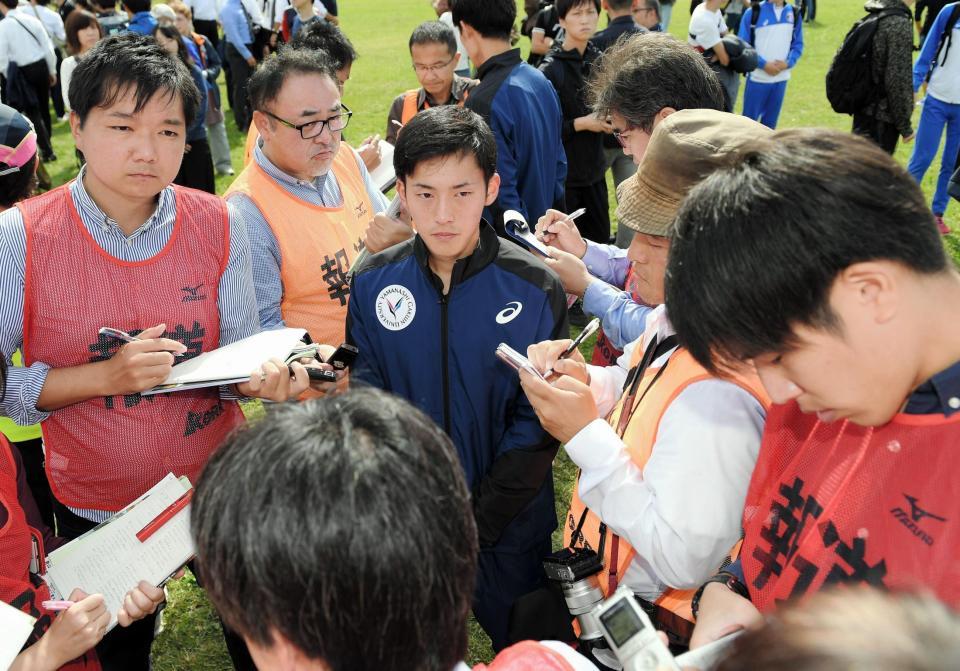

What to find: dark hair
left=638, top=0, right=661, bottom=20
left=122, top=0, right=150, bottom=13
left=0, top=151, right=37, bottom=209
left=588, top=32, right=724, bottom=132
left=408, top=20, right=457, bottom=56
left=65, top=9, right=104, bottom=55
left=153, top=24, right=193, bottom=67
left=394, top=105, right=497, bottom=185
left=451, top=0, right=516, bottom=41
left=605, top=0, right=633, bottom=9
left=0, top=0, right=18, bottom=10
left=69, top=32, right=200, bottom=128
left=247, top=47, right=337, bottom=112
left=556, top=0, right=600, bottom=19
left=665, top=129, right=948, bottom=373
left=192, top=389, right=479, bottom=671
left=289, top=19, right=357, bottom=70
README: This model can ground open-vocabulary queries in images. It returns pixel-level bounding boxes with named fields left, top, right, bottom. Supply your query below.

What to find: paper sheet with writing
left=0, top=600, right=36, bottom=669
left=369, top=140, right=396, bottom=193
left=44, top=474, right=194, bottom=630
left=142, top=327, right=307, bottom=395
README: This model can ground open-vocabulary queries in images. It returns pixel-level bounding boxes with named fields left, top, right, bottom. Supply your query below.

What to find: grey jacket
left=861, top=0, right=915, bottom=136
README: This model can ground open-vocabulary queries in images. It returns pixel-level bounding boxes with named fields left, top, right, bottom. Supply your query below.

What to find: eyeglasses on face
left=263, top=104, right=352, bottom=139
left=412, top=56, right=456, bottom=75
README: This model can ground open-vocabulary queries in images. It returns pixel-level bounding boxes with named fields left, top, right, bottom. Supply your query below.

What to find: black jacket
left=539, top=43, right=606, bottom=188
left=590, top=14, right=647, bottom=52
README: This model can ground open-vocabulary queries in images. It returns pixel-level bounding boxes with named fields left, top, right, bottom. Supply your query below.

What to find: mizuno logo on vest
left=181, top=283, right=207, bottom=302
left=890, top=493, right=947, bottom=546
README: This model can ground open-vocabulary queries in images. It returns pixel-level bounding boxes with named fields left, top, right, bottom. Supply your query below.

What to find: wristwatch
left=691, top=571, right=750, bottom=620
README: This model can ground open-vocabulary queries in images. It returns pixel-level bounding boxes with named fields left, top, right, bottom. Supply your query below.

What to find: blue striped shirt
left=0, top=167, right=259, bottom=522
left=229, top=139, right=389, bottom=329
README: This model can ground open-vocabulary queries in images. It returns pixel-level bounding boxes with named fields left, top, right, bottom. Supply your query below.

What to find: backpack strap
left=750, top=0, right=762, bottom=45
left=935, top=3, right=960, bottom=68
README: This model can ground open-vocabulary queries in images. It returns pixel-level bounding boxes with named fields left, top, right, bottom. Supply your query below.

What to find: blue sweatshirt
left=347, top=224, right=569, bottom=552
left=738, top=1, right=803, bottom=82
left=913, top=2, right=960, bottom=103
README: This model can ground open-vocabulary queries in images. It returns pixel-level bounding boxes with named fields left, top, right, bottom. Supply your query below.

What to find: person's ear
left=656, top=107, right=677, bottom=124
left=452, top=51, right=461, bottom=68
left=837, top=261, right=899, bottom=325
left=69, top=110, right=84, bottom=151
left=396, top=178, right=408, bottom=212
left=484, top=172, right=501, bottom=206
left=252, top=110, right=271, bottom=140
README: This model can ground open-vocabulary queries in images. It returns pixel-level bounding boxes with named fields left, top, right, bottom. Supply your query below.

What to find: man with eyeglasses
left=632, top=0, right=663, bottom=30
left=385, top=21, right=477, bottom=146
left=226, top=48, right=389, bottom=362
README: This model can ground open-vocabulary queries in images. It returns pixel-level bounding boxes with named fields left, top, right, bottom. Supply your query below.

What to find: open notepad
left=141, top=327, right=308, bottom=395
left=369, top=140, right=397, bottom=193
left=44, top=474, right=195, bottom=631
left=0, top=601, right=36, bottom=669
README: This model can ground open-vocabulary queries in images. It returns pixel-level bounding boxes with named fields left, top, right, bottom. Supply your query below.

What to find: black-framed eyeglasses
left=412, top=55, right=457, bottom=74
left=263, top=105, right=352, bottom=139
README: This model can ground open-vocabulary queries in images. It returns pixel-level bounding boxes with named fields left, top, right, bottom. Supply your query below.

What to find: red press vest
left=20, top=185, right=244, bottom=510
left=742, top=401, right=960, bottom=612
left=0, top=436, right=100, bottom=670
left=565, top=344, right=768, bottom=640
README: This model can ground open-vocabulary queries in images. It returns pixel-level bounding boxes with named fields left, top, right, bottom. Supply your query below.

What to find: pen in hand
left=98, top=327, right=186, bottom=357
left=536, top=208, right=587, bottom=241
left=545, top=317, right=601, bottom=377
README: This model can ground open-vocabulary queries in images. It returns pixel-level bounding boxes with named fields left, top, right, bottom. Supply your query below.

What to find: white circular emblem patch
left=375, top=284, right=417, bottom=331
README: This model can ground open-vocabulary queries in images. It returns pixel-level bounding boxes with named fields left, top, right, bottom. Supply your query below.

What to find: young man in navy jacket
left=347, top=106, right=569, bottom=651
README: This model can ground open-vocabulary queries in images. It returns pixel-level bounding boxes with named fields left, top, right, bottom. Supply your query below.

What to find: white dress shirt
left=0, top=9, right=57, bottom=76
left=186, top=0, right=219, bottom=22
left=21, top=2, right=64, bottom=47
left=565, top=305, right=766, bottom=601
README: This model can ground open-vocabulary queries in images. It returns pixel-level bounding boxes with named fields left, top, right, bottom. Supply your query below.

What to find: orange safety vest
left=399, top=87, right=471, bottom=126
left=741, top=401, right=960, bottom=613
left=226, top=144, right=373, bottom=355
left=564, top=340, right=768, bottom=642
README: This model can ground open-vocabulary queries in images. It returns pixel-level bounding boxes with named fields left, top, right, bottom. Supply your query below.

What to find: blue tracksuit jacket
left=347, top=223, right=569, bottom=553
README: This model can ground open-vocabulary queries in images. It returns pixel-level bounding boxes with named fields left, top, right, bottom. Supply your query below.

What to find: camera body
left=542, top=547, right=606, bottom=643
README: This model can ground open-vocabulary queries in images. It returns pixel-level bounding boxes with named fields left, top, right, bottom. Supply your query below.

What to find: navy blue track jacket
left=347, top=223, right=569, bottom=552
left=466, top=49, right=567, bottom=232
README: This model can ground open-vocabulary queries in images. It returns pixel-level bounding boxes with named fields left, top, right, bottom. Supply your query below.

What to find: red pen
left=135, top=489, right=193, bottom=543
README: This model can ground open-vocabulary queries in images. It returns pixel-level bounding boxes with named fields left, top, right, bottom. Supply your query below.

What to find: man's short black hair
left=248, top=47, right=338, bottom=112
left=606, top=0, right=633, bottom=10
left=409, top=20, right=457, bottom=56
left=192, top=390, right=479, bottom=671
left=451, top=0, right=516, bottom=41
left=665, top=129, right=949, bottom=373
left=589, top=32, right=724, bottom=132
left=69, top=32, right=200, bottom=128
left=289, top=19, right=358, bottom=70
left=394, top=105, right=497, bottom=185
left=0, top=0, right=19, bottom=10
left=122, top=0, right=150, bottom=14
left=556, top=0, right=600, bottom=19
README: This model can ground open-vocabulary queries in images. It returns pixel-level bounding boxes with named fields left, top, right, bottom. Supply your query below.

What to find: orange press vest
left=20, top=185, right=244, bottom=510
left=564, top=340, right=768, bottom=641
left=741, top=401, right=960, bottom=613
left=226, top=144, right=373, bottom=352
left=0, top=436, right=100, bottom=670
left=399, top=87, right=471, bottom=127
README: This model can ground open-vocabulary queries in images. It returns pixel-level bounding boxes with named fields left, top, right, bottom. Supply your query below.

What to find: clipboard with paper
left=43, top=474, right=195, bottom=632
left=140, top=327, right=309, bottom=395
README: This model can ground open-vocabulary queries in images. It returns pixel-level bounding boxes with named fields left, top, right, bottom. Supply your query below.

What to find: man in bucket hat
left=518, top=109, right=771, bottom=655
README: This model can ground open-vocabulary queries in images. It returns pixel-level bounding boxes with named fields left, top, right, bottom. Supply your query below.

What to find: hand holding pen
left=535, top=208, right=588, bottom=257
left=524, top=317, right=601, bottom=382
left=97, top=324, right=188, bottom=396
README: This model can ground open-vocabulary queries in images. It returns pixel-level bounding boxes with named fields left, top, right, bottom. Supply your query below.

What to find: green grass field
left=37, top=0, right=960, bottom=667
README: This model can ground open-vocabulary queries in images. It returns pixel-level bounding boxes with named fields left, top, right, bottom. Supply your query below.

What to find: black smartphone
left=325, top=343, right=359, bottom=371
left=305, top=367, right=338, bottom=383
